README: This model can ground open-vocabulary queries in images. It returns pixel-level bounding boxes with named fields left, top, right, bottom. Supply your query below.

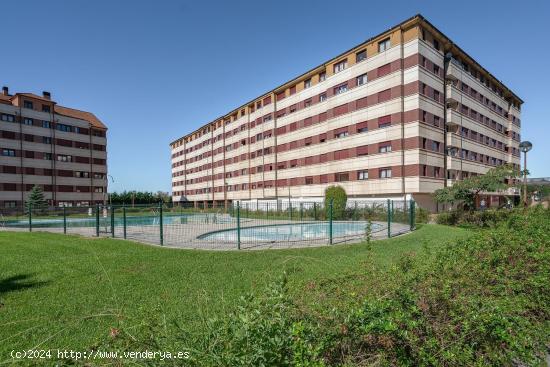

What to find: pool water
left=2, top=213, right=234, bottom=228
left=197, top=221, right=382, bottom=242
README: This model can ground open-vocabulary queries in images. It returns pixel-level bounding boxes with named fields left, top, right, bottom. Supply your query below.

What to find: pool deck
left=1, top=217, right=411, bottom=250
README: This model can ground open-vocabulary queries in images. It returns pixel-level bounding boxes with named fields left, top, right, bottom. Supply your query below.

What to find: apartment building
left=170, top=14, right=522, bottom=211
left=0, top=87, right=108, bottom=210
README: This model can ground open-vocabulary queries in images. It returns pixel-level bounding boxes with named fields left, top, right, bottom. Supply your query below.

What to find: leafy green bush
left=436, top=209, right=513, bottom=228
left=324, top=186, right=347, bottom=220
left=327, top=207, right=550, bottom=366
left=415, top=206, right=429, bottom=224
left=435, top=210, right=461, bottom=225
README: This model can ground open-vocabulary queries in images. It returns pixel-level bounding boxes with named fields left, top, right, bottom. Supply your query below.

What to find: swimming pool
left=2, top=213, right=235, bottom=228
left=197, top=221, right=383, bottom=242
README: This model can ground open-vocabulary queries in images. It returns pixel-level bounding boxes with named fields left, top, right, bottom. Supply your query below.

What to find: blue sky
left=1, top=0, right=548, bottom=192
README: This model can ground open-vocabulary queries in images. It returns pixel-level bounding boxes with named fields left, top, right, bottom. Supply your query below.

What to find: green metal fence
left=0, top=199, right=417, bottom=250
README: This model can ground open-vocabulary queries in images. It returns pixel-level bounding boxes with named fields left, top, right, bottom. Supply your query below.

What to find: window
left=380, top=168, right=392, bottom=178
left=319, top=72, right=326, bottom=82
left=379, top=121, right=391, bottom=129
left=23, top=118, right=33, bottom=125
left=24, top=101, right=33, bottom=109
left=356, top=73, right=367, bottom=86
left=43, top=137, right=51, bottom=144
left=433, top=90, right=440, bottom=101
left=378, top=38, right=391, bottom=52
left=304, top=78, right=311, bottom=89
left=305, top=176, right=313, bottom=185
left=74, top=127, right=80, bottom=134
left=1, top=113, right=15, bottom=122
left=57, top=154, right=72, bottom=162
left=379, top=143, right=392, bottom=153
left=432, top=141, right=440, bottom=151
left=433, top=65, right=440, bottom=75
left=333, top=59, right=347, bottom=73
left=93, top=173, right=105, bottom=179
left=304, top=99, right=312, bottom=108
left=358, top=170, right=368, bottom=180
left=42, top=120, right=51, bottom=128
left=4, top=201, right=17, bottom=208
left=43, top=153, right=52, bottom=160
left=42, top=105, right=51, bottom=113
left=356, top=49, right=367, bottom=62
left=335, top=172, right=349, bottom=182
left=75, top=171, right=90, bottom=178
left=319, top=93, right=327, bottom=102
left=335, top=131, right=349, bottom=138
left=94, top=187, right=104, bottom=193
left=2, top=149, right=15, bottom=157
left=334, top=84, right=348, bottom=95
left=358, top=126, right=368, bottom=133
left=56, top=123, right=71, bottom=132
left=433, top=39, right=440, bottom=51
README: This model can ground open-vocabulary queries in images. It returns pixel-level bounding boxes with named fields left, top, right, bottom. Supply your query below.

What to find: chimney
left=2, top=86, right=8, bottom=96
left=42, top=91, right=51, bottom=100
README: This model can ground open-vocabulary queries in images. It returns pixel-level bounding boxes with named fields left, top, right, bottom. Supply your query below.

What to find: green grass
left=0, top=225, right=468, bottom=360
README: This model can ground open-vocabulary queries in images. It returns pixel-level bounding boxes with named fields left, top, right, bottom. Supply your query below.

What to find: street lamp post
left=519, top=141, right=533, bottom=207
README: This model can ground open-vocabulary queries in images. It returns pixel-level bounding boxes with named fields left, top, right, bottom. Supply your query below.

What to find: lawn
left=0, top=225, right=469, bottom=362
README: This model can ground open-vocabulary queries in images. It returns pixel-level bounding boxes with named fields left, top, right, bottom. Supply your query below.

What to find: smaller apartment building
left=170, top=15, right=522, bottom=210
left=0, top=87, right=108, bottom=210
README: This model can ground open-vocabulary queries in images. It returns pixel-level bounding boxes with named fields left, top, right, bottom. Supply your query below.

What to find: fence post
left=410, top=199, right=415, bottom=231
left=95, top=204, right=100, bottom=237
left=123, top=205, right=127, bottom=239
left=110, top=205, right=115, bottom=238
left=159, top=202, right=164, bottom=246
left=28, top=203, right=32, bottom=232
left=63, top=206, right=67, bottom=234
left=300, top=203, right=303, bottom=221
left=236, top=201, right=241, bottom=250
left=387, top=199, right=391, bottom=238
left=289, top=201, right=292, bottom=221
left=329, top=199, right=333, bottom=245
left=313, top=202, right=317, bottom=221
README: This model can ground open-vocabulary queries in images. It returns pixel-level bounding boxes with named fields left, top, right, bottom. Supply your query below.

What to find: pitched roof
left=17, top=93, right=56, bottom=103
left=54, top=105, right=107, bottom=130
left=0, top=94, right=10, bottom=104
left=0, top=91, right=107, bottom=129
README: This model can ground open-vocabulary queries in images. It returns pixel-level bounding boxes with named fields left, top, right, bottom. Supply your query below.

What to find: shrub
left=436, top=209, right=514, bottom=228
left=415, top=206, right=429, bottom=224
left=327, top=207, right=550, bottom=366
left=435, top=210, right=460, bottom=225
left=324, top=186, right=347, bottom=220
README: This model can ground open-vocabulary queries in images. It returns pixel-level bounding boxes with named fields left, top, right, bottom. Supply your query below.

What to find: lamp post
left=104, top=175, right=115, bottom=206
left=519, top=141, right=532, bottom=207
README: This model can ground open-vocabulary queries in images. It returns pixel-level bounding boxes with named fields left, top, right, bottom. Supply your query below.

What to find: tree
left=26, top=185, right=48, bottom=213
left=434, top=164, right=520, bottom=210
left=324, top=185, right=347, bottom=220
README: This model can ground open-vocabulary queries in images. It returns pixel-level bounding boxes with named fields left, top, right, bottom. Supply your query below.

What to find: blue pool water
left=198, top=221, right=382, bottom=242
left=3, top=213, right=234, bottom=228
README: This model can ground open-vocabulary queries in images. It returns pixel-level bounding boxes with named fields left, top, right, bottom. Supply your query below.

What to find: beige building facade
left=170, top=15, right=522, bottom=210
left=0, top=88, right=108, bottom=210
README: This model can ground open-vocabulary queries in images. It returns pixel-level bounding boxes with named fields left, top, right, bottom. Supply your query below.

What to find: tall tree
left=26, top=185, right=48, bottom=213
left=434, top=164, right=520, bottom=210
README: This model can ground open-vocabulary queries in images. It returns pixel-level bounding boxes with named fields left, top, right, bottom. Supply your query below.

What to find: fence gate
left=97, top=205, right=113, bottom=235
